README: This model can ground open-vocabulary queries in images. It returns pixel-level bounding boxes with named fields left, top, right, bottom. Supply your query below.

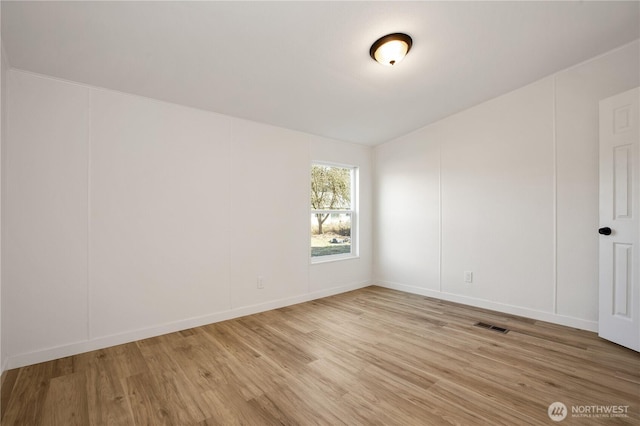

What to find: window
left=310, top=163, right=357, bottom=261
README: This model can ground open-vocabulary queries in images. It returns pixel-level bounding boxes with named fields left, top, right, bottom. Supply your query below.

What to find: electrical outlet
left=464, top=271, right=473, bottom=283
left=257, top=276, right=264, bottom=289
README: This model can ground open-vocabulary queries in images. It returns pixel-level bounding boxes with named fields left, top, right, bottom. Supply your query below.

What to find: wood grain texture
left=1, top=286, right=638, bottom=425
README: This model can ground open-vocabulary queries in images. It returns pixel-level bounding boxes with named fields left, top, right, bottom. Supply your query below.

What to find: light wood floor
left=1, top=286, right=638, bottom=425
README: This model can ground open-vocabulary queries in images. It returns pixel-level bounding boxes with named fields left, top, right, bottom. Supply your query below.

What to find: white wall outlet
left=464, top=271, right=473, bottom=283
left=257, top=276, right=264, bottom=289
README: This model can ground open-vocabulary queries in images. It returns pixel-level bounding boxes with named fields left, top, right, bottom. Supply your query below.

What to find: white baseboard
left=6, top=280, right=370, bottom=370
left=6, top=279, right=598, bottom=370
left=376, top=280, right=598, bottom=332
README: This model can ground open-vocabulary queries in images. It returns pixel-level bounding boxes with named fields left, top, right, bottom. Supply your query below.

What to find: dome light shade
left=370, top=33, right=413, bottom=66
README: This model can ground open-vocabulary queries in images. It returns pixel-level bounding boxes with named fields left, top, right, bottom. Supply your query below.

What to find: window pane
left=310, top=213, right=351, bottom=257
left=311, top=165, right=351, bottom=210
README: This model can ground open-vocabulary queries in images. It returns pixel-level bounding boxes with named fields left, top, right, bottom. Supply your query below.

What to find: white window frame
left=310, top=161, right=358, bottom=264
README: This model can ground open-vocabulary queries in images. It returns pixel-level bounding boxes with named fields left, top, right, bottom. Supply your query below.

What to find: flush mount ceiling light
left=369, top=33, right=413, bottom=66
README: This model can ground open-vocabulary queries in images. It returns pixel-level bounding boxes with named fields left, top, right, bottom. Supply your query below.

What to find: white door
left=599, top=87, right=640, bottom=352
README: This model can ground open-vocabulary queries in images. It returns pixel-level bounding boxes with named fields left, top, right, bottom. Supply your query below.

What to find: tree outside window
left=310, top=164, right=356, bottom=260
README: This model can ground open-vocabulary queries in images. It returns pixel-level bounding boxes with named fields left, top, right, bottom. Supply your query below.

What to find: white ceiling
left=2, top=1, right=639, bottom=145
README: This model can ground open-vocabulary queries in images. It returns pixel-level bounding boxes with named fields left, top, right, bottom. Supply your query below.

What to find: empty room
left=0, top=1, right=639, bottom=424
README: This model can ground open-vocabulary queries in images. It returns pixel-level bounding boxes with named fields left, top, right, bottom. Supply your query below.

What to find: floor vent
left=474, top=322, right=509, bottom=334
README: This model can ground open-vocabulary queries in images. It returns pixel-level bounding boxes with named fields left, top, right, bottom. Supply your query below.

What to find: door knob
left=598, top=227, right=612, bottom=235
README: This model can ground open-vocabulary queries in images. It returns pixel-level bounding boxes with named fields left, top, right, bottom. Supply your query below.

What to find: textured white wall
left=374, top=41, right=640, bottom=330
left=3, top=71, right=372, bottom=368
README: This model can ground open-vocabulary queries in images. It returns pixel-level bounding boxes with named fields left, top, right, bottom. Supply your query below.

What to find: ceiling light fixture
left=369, top=33, right=413, bottom=66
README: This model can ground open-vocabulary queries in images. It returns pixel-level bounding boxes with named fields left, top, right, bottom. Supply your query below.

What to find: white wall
left=0, top=9, right=5, bottom=375
left=309, top=137, right=373, bottom=292
left=5, top=71, right=89, bottom=360
left=89, top=89, right=232, bottom=339
left=555, top=44, right=640, bottom=321
left=3, top=70, right=372, bottom=368
left=374, top=41, right=640, bottom=330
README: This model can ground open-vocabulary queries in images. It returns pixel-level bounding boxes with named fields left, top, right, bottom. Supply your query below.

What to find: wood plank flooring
left=1, top=286, right=638, bottom=425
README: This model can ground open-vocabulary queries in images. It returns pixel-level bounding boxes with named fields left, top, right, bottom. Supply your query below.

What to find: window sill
left=310, top=255, right=360, bottom=265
